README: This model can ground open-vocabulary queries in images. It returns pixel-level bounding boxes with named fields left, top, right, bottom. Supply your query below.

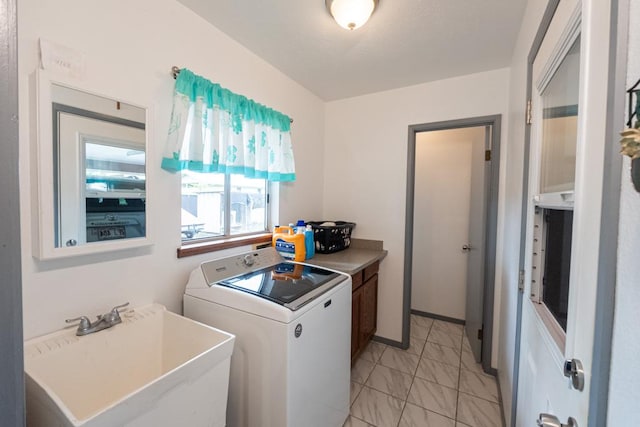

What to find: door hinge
left=526, top=99, right=532, bottom=125
left=518, top=269, right=525, bottom=292
left=485, top=150, right=491, bottom=161
left=477, top=328, right=483, bottom=340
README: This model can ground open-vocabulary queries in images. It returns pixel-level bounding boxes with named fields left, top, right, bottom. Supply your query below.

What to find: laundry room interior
left=3, top=0, right=640, bottom=426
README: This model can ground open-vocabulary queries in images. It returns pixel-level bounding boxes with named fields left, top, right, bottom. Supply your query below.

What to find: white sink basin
left=24, top=304, right=235, bottom=427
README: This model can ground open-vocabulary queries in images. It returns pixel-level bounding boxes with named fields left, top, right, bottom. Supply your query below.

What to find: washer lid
left=218, top=262, right=341, bottom=310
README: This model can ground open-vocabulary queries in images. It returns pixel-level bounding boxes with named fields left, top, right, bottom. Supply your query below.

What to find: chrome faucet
left=65, top=302, right=129, bottom=336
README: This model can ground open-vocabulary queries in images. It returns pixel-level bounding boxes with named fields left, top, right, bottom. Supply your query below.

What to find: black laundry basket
left=307, top=221, right=356, bottom=254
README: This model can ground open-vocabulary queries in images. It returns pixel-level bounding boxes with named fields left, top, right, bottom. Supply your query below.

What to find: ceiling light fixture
left=325, top=0, right=378, bottom=31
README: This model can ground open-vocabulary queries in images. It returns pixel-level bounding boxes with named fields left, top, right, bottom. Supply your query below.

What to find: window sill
left=177, top=233, right=273, bottom=258
left=532, top=300, right=566, bottom=354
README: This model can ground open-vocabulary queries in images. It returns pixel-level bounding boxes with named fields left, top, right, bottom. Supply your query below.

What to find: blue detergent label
left=275, top=238, right=296, bottom=259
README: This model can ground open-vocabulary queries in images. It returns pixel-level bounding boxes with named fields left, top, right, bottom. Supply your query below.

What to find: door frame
left=510, top=0, right=626, bottom=425
left=403, top=114, right=501, bottom=373
left=0, top=0, right=25, bottom=424
left=510, top=2, right=560, bottom=424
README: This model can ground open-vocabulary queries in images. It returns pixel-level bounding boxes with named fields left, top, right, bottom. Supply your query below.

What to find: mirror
left=35, top=71, right=150, bottom=259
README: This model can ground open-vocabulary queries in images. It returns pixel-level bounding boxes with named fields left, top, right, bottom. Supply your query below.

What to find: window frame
left=530, top=205, right=574, bottom=350
left=527, top=29, right=582, bottom=353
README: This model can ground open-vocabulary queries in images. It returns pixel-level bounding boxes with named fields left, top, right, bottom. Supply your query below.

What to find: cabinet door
left=351, top=286, right=362, bottom=359
left=360, top=274, right=378, bottom=346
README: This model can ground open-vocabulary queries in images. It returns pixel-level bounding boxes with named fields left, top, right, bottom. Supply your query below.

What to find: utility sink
left=24, top=304, right=235, bottom=427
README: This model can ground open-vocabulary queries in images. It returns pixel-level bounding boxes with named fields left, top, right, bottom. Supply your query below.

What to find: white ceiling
left=177, top=0, right=527, bottom=101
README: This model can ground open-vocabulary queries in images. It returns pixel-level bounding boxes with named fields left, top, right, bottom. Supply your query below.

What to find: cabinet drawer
left=351, top=270, right=363, bottom=291
left=363, top=261, right=379, bottom=281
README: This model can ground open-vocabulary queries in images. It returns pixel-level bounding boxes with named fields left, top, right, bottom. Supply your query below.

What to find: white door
left=411, top=129, right=472, bottom=321
left=464, top=126, right=489, bottom=362
left=516, top=0, right=611, bottom=425
left=411, top=127, right=487, bottom=363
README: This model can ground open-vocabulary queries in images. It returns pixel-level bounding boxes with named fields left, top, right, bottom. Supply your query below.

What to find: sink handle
left=109, top=302, right=130, bottom=322
left=111, top=302, right=130, bottom=311
left=65, top=316, right=91, bottom=332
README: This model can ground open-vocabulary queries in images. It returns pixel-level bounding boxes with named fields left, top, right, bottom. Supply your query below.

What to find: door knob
left=462, top=244, right=472, bottom=252
left=537, top=413, right=578, bottom=427
left=563, top=358, right=585, bottom=391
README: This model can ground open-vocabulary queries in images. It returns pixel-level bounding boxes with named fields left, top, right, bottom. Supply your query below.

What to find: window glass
left=541, top=209, right=573, bottom=331
left=181, top=172, right=267, bottom=241
left=539, top=36, right=580, bottom=194
left=229, top=174, right=268, bottom=235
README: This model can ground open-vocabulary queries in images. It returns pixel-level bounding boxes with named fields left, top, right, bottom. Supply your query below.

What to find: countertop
left=306, top=243, right=387, bottom=275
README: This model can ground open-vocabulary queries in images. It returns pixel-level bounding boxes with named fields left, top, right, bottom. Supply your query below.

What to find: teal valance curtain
left=161, top=68, right=296, bottom=181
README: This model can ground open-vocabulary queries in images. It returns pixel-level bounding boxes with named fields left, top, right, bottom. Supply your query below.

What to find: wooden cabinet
left=351, top=261, right=379, bottom=364
left=360, top=274, right=377, bottom=343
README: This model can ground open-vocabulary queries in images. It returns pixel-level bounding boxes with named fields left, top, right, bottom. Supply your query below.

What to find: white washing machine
left=183, top=247, right=351, bottom=427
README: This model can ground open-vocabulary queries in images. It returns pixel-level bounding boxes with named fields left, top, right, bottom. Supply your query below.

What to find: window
left=538, top=37, right=580, bottom=196
left=532, top=208, right=573, bottom=331
left=180, top=172, right=269, bottom=242
left=529, top=36, right=580, bottom=344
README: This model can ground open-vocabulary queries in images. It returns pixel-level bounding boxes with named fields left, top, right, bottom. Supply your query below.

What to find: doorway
left=403, top=115, right=501, bottom=373
left=510, top=0, right=623, bottom=425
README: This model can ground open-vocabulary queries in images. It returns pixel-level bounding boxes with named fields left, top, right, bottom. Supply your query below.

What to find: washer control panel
left=201, top=247, right=282, bottom=285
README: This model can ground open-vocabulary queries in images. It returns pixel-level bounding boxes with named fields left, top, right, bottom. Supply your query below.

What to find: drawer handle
left=324, top=299, right=332, bottom=308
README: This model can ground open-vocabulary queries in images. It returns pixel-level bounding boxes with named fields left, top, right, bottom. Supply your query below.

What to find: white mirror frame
left=33, top=69, right=153, bottom=260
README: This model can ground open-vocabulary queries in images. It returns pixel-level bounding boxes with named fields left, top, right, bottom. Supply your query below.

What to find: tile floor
left=344, top=315, right=504, bottom=427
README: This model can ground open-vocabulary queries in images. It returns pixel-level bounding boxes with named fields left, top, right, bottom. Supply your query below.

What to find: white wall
left=323, top=69, right=509, bottom=367
left=496, top=1, right=548, bottom=423
left=18, top=0, right=325, bottom=339
left=608, top=0, right=640, bottom=422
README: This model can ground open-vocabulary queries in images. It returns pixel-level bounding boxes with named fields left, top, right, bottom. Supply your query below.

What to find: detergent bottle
left=304, top=225, right=315, bottom=259
left=294, top=220, right=315, bottom=260
left=272, top=226, right=306, bottom=261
